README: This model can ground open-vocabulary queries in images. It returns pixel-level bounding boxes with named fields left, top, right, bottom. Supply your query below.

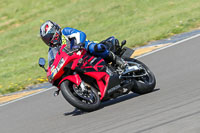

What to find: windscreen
left=48, top=47, right=60, bottom=66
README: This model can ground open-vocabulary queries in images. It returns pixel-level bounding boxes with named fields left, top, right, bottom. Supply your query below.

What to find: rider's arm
left=62, top=27, right=86, bottom=44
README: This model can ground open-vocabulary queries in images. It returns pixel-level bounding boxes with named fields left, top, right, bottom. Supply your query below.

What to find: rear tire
left=60, top=80, right=100, bottom=112
left=124, top=58, right=156, bottom=94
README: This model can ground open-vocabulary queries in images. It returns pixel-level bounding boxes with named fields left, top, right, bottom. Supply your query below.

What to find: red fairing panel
left=84, top=72, right=110, bottom=100
left=58, top=74, right=82, bottom=87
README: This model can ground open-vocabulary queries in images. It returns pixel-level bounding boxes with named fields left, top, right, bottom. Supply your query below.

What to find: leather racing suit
left=48, top=27, right=125, bottom=68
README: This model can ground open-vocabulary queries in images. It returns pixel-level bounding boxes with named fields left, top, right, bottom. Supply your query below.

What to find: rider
left=40, top=20, right=126, bottom=68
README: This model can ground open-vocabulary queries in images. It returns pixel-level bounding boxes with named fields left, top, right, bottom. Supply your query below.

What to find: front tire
left=60, top=80, right=100, bottom=112
left=124, top=58, right=156, bottom=94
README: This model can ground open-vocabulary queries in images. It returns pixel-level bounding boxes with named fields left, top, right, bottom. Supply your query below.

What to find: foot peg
left=54, top=90, right=60, bottom=96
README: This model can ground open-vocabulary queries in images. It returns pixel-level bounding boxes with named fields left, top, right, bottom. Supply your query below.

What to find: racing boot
left=105, top=51, right=127, bottom=69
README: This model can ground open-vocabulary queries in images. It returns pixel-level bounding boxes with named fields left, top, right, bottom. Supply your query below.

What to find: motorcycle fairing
left=84, top=72, right=110, bottom=100
left=79, top=53, right=106, bottom=72
left=58, top=74, right=82, bottom=87
left=77, top=53, right=110, bottom=99
left=48, top=44, right=110, bottom=100
left=47, top=44, right=82, bottom=83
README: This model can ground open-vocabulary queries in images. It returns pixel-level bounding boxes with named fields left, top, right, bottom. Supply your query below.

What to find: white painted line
left=0, top=87, right=54, bottom=107
left=135, top=33, right=200, bottom=59
left=1, top=33, right=200, bottom=107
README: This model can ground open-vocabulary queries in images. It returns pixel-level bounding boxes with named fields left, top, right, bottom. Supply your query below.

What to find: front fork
left=79, top=81, right=88, bottom=92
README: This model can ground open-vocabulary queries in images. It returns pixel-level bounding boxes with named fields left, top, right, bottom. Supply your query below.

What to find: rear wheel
left=60, top=80, right=100, bottom=112
left=124, top=58, right=156, bottom=94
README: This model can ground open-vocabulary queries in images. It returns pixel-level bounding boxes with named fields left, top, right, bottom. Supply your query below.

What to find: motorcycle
left=38, top=38, right=156, bottom=112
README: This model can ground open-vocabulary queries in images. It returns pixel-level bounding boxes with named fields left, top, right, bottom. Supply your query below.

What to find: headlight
left=49, top=58, right=65, bottom=80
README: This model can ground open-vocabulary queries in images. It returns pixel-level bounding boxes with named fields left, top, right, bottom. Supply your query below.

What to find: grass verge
left=0, top=0, right=200, bottom=94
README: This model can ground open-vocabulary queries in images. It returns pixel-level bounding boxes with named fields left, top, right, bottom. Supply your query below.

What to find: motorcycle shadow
left=100, top=93, right=140, bottom=108
left=64, top=108, right=85, bottom=116
left=100, top=88, right=160, bottom=109
left=64, top=88, right=160, bottom=116
left=63, top=93, right=140, bottom=116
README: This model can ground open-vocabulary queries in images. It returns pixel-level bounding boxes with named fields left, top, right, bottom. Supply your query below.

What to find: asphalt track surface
left=1, top=35, right=200, bottom=133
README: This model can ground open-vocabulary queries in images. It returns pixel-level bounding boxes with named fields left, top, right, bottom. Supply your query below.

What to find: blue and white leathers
left=62, top=27, right=109, bottom=58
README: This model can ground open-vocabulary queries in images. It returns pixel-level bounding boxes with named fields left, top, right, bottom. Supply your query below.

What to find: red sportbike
left=39, top=40, right=156, bottom=111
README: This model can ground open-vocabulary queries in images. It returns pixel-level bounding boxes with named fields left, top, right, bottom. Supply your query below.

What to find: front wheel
left=124, top=58, right=156, bottom=94
left=60, top=80, right=100, bottom=112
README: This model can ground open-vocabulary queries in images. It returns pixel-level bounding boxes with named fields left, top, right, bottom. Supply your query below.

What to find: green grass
left=0, top=0, right=200, bottom=94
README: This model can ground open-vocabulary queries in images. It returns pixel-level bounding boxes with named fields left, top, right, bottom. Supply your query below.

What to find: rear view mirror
left=38, top=58, right=47, bottom=72
left=39, top=58, right=46, bottom=67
